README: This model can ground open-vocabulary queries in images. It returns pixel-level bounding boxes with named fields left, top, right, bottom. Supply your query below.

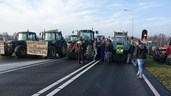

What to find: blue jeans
left=93, top=48, right=98, bottom=60
left=104, top=51, right=109, bottom=61
left=137, top=59, right=145, bottom=78
left=100, top=51, right=104, bottom=60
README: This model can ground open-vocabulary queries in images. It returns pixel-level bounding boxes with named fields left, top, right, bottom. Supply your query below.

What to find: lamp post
left=124, top=9, right=134, bottom=37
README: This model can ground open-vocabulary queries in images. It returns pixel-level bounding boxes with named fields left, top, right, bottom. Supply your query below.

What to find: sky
left=0, top=0, right=171, bottom=38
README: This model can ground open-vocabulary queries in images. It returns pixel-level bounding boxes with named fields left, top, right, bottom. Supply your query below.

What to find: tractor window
left=44, top=33, right=55, bottom=40
left=28, top=33, right=36, bottom=40
left=70, top=36, right=78, bottom=41
left=18, top=33, right=27, bottom=40
left=56, top=33, right=61, bottom=41
left=115, top=37, right=124, bottom=43
left=80, top=32, right=94, bottom=40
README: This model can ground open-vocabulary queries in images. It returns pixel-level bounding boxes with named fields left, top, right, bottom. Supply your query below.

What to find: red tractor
left=153, top=38, right=171, bottom=64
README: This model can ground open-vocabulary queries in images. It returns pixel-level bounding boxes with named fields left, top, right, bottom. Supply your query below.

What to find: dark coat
left=135, top=44, right=148, bottom=59
left=100, top=41, right=105, bottom=52
left=128, top=45, right=135, bottom=54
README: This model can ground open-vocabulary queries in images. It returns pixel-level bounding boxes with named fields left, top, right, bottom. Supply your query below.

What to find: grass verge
left=145, top=55, right=171, bottom=92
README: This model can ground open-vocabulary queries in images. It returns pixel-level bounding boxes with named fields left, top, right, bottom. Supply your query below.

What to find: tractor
left=153, top=37, right=171, bottom=64
left=0, top=30, right=38, bottom=58
left=108, top=31, right=128, bottom=62
left=67, top=30, right=96, bottom=60
left=35, top=29, right=67, bottom=59
left=146, top=41, right=157, bottom=55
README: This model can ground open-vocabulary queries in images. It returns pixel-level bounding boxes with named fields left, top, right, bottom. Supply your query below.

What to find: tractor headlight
left=7, top=43, right=13, bottom=47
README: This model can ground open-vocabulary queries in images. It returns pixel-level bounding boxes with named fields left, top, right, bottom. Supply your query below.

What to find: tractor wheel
left=48, top=46, right=57, bottom=59
left=166, top=55, right=171, bottom=65
left=108, top=52, right=113, bottom=63
left=58, top=43, right=67, bottom=57
left=86, top=45, right=94, bottom=60
left=161, top=55, right=167, bottom=63
left=15, top=45, right=26, bottom=58
left=67, top=44, right=76, bottom=59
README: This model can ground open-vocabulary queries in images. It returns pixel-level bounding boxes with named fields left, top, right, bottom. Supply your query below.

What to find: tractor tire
left=161, top=55, right=167, bottom=63
left=67, top=44, right=76, bottom=59
left=48, top=46, right=57, bottom=59
left=14, top=45, right=26, bottom=58
left=166, top=55, right=171, bottom=65
left=58, top=43, right=67, bottom=57
left=108, top=52, right=113, bottom=63
left=86, top=45, right=94, bottom=60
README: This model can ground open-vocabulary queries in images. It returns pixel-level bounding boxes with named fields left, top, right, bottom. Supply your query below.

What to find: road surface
left=0, top=58, right=170, bottom=96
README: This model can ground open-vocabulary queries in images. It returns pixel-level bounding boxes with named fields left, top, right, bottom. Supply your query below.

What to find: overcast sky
left=0, top=0, right=171, bottom=38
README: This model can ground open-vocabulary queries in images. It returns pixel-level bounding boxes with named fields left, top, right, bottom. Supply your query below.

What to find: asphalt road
left=0, top=56, right=48, bottom=64
left=54, top=61, right=153, bottom=96
left=0, top=58, right=170, bottom=96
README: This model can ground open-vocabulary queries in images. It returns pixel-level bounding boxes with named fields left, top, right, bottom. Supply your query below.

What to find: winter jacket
left=128, top=45, right=135, bottom=54
left=135, top=44, right=148, bottom=59
left=100, top=41, right=105, bottom=52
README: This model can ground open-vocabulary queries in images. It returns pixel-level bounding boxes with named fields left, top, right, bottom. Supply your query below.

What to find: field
left=145, top=56, right=171, bottom=91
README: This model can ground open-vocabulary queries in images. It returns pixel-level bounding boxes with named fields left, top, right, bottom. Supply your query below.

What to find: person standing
left=77, top=37, right=85, bottom=64
left=127, top=38, right=135, bottom=64
left=100, top=40, right=105, bottom=61
left=106, top=39, right=113, bottom=62
left=104, top=39, right=113, bottom=62
left=127, top=38, right=131, bottom=64
left=93, top=38, right=98, bottom=61
left=135, top=40, right=148, bottom=79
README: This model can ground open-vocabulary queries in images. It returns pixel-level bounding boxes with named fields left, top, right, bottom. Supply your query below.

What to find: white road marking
left=132, top=60, right=160, bottom=96
left=32, top=60, right=96, bottom=96
left=46, top=60, right=100, bottom=96
left=143, top=74, right=160, bottom=96
left=0, top=60, right=56, bottom=74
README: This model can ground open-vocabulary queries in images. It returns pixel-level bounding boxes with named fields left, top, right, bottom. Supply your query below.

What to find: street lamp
left=124, top=9, right=134, bottom=37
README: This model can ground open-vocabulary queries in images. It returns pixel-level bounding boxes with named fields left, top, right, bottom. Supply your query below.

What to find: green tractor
left=109, top=31, right=128, bottom=62
left=0, top=31, right=38, bottom=58
left=41, top=30, right=67, bottom=58
left=67, top=30, right=95, bottom=60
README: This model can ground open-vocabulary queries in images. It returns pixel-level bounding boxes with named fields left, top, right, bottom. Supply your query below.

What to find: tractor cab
left=78, top=30, right=94, bottom=45
left=43, top=30, right=62, bottom=41
left=16, top=32, right=38, bottom=41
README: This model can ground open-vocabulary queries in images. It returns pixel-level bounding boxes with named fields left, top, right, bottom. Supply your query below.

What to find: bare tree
left=148, top=33, right=169, bottom=47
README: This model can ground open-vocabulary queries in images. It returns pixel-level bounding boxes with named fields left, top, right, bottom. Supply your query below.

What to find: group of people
left=76, top=37, right=113, bottom=64
left=93, top=38, right=113, bottom=62
left=76, top=36, right=148, bottom=79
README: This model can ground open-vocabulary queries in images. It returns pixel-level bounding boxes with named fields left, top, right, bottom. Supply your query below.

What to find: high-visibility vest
left=127, top=41, right=131, bottom=50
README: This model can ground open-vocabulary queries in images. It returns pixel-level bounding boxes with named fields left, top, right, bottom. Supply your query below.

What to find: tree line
left=148, top=33, right=170, bottom=46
